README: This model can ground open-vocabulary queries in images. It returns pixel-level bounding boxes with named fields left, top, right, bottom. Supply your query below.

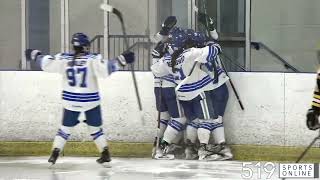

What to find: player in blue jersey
left=25, top=32, right=135, bottom=165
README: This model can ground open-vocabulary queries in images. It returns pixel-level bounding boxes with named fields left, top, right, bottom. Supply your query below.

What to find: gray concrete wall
left=251, top=0, right=320, bottom=72
left=0, top=0, right=21, bottom=69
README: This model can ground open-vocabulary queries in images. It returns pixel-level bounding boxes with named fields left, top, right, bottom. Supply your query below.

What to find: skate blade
left=48, top=163, right=56, bottom=169
left=154, top=154, right=175, bottom=160
left=205, top=154, right=233, bottom=161
left=99, top=162, right=112, bottom=168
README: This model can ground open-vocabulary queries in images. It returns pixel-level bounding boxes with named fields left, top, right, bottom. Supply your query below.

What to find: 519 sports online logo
left=241, top=162, right=318, bottom=179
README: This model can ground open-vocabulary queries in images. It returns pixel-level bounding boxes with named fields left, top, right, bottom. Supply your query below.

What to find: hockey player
left=306, top=64, right=320, bottom=130
left=193, top=15, right=233, bottom=160
left=151, top=28, right=222, bottom=160
left=25, top=32, right=135, bottom=165
left=152, top=25, right=187, bottom=160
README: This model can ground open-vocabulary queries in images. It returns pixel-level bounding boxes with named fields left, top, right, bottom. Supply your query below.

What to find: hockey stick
left=196, top=8, right=245, bottom=110
left=295, top=129, right=320, bottom=163
left=220, top=57, right=245, bottom=110
left=152, top=80, right=162, bottom=159
left=100, top=3, right=144, bottom=123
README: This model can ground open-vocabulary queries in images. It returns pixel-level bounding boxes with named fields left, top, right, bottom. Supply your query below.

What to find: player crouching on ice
left=25, top=32, right=135, bottom=165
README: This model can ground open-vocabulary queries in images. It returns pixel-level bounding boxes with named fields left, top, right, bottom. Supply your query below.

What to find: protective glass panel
left=108, top=0, right=151, bottom=71
left=196, top=0, right=246, bottom=72
left=0, top=0, right=21, bottom=70
left=25, top=0, right=61, bottom=70
left=251, top=0, right=320, bottom=72
left=68, top=0, right=104, bottom=55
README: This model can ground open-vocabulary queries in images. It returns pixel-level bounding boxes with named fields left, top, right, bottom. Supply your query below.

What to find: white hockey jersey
left=152, top=55, right=177, bottom=88
left=39, top=53, right=118, bottom=112
left=151, top=45, right=220, bottom=101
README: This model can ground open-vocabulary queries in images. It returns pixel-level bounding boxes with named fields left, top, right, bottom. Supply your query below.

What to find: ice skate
left=48, top=148, right=60, bottom=165
left=185, top=140, right=198, bottom=160
left=206, top=143, right=233, bottom=161
left=154, top=141, right=175, bottom=160
left=198, top=144, right=212, bottom=160
left=96, top=147, right=111, bottom=166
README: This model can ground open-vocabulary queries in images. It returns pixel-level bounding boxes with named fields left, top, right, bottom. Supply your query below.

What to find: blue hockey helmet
left=71, top=32, right=90, bottom=47
left=191, top=31, right=207, bottom=48
left=167, top=27, right=187, bottom=54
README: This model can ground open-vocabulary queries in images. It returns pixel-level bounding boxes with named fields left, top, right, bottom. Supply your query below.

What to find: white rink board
left=0, top=71, right=317, bottom=146
left=284, top=73, right=318, bottom=146
left=224, top=73, right=285, bottom=146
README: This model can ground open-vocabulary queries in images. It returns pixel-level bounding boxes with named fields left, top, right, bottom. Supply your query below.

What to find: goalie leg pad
left=53, top=126, right=71, bottom=150
left=89, top=126, right=107, bottom=152
left=163, top=117, right=186, bottom=144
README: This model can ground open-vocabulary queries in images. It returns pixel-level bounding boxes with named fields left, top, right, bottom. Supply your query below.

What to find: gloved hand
left=198, top=13, right=218, bottom=40
left=152, top=41, right=167, bottom=58
left=306, top=108, right=320, bottom=130
left=117, top=51, right=135, bottom=66
left=25, top=49, right=42, bottom=61
left=159, top=16, right=177, bottom=36
left=198, top=12, right=215, bottom=31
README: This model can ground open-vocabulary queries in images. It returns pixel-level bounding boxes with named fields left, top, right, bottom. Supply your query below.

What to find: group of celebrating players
left=150, top=16, right=232, bottom=161
left=24, top=13, right=233, bottom=165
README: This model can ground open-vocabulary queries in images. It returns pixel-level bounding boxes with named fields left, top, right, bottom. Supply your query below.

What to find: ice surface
left=0, top=157, right=282, bottom=180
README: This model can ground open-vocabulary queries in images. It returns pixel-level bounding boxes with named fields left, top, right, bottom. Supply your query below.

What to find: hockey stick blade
left=99, top=3, right=123, bottom=23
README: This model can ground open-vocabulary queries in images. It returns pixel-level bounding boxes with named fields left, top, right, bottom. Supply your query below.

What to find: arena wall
left=0, top=71, right=317, bottom=147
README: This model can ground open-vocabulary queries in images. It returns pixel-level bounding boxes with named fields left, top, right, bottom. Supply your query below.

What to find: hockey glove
left=159, top=16, right=177, bottom=36
left=198, top=12, right=216, bottom=31
left=306, top=108, right=320, bottom=130
left=117, top=51, right=135, bottom=66
left=152, top=41, right=167, bottom=58
left=25, top=49, right=42, bottom=61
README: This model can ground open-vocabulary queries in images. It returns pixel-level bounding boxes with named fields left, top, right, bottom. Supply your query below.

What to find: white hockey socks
left=212, top=116, right=226, bottom=144
left=186, top=119, right=199, bottom=143
left=52, top=126, right=71, bottom=150
left=163, top=117, right=186, bottom=144
left=198, top=119, right=215, bottom=144
left=89, top=126, right=107, bottom=153
left=159, top=111, right=170, bottom=138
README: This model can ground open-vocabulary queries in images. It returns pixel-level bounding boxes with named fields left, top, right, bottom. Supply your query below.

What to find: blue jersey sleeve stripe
left=63, top=97, right=100, bottom=102
left=62, top=94, right=100, bottom=99
left=178, top=78, right=213, bottom=92
left=179, top=76, right=211, bottom=89
left=62, top=91, right=99, bottom=96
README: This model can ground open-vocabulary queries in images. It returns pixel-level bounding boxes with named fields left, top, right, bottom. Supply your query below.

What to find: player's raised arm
left=25, top=49, right=64, bottom=73
left=92, top=51, right=135, bottom=78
